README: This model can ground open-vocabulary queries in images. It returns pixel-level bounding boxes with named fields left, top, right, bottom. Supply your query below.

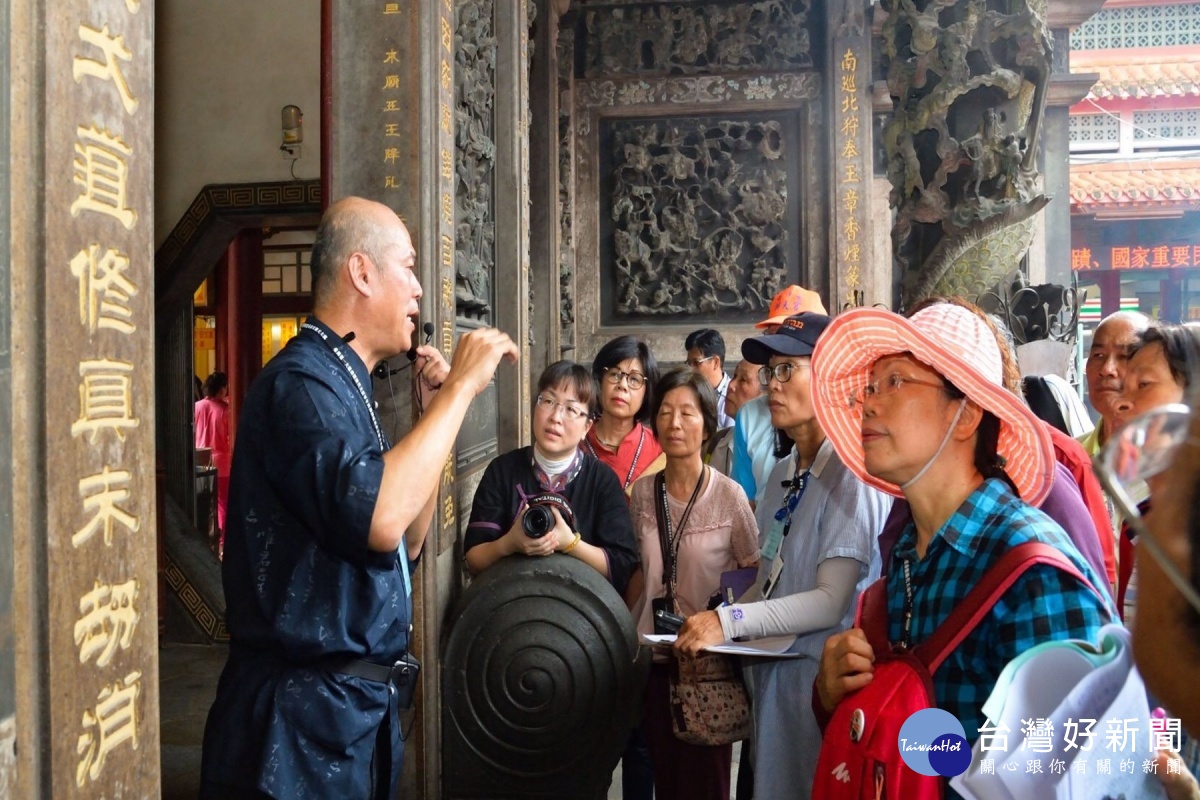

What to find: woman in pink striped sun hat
left=809, top=303, right=1055, bottom=506
left=810, top=301, right=1113, bottom=760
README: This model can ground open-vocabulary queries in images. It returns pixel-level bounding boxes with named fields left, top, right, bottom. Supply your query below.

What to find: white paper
left=952, top=625, right=1166, bottom=800
left=639, top=633, right=800, bottom=658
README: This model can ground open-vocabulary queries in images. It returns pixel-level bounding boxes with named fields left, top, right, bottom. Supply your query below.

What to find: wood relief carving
left=582, top=0, right=812, bottom=77
left=605, top=117, right=792, bottom=319
left=455, top=0, right=497, bottom=320
left=571, top=69, right=824, bottom=360
left=880, top=0, right=1052, bottom=305
left=557, top=24, right=575, bottom=332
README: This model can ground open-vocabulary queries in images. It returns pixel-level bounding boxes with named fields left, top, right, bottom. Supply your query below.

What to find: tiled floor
left=158, top=643, right=742, bottom=799
left=159, top=643, right=227, bottom=800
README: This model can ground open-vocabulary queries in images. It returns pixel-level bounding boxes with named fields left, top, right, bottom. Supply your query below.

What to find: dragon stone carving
left=881, top=0, right=1053, bottom=307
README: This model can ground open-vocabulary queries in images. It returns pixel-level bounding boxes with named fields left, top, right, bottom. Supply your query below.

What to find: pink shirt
left=194, top=397, right=232, bottom=474
left=629, top=467, right=759, bottom=637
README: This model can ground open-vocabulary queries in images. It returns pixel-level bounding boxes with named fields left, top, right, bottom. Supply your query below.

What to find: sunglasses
left=1093, top=403, right=1200, bottom=616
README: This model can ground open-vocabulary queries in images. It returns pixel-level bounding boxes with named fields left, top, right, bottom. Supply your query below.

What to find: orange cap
left=756, top=285, right=828, bottom=328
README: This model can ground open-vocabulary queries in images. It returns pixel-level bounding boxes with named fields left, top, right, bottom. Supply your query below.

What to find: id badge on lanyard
left=761, top=471, right=807, bottom=598
left=761, top=514, right=787, bottom=564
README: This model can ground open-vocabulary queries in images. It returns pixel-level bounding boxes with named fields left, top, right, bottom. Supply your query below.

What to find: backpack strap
left=914, top=541, right=1100, bottom=674
left=855, top=577, right=890, bottom=655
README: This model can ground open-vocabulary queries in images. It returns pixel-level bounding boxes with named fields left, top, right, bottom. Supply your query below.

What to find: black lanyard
left=655, top=468, right=706, bottom=606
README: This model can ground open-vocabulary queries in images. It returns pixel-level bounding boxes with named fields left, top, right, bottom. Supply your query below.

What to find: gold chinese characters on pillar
left=46, top=0, right=158, bottom=795
left=837, top=47, right=864, bottom=306
left=436, top=0, right=457, bottom=538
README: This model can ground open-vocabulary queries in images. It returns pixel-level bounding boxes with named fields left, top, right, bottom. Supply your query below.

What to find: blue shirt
left=201, top=317, right=414, bottom=799
left=730, top=395, right=779, bottom=504
left=887, top=479, right=1113, bottom=742
left=744, top=440, right=891, bottom=800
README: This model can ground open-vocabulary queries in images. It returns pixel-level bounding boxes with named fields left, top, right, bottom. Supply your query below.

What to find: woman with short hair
left=464, top=361, right=639, bottom=593
left=1109, top=324, right=1200, bottom=624
left=630, top=367, right=759, bottom=800
left=586, top=335, right=665, bottom=493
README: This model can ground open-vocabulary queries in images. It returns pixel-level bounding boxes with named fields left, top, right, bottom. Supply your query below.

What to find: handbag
left=654, top=471, right=752, bottom=747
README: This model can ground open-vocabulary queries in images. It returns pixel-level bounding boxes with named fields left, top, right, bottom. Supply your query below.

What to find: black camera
left=522, top=504, right=557, bottom=538
left=520, top=493, right=576, bottom=539
left=652, top=597, right=685, bottom=635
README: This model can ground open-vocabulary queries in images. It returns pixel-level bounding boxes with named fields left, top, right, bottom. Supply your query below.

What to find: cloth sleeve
left=1037, top=465, right=1113, bottom=603
left=464, top=455, right=515, bottom=553
left=262, top=373, right=385, bottom=567
left=727, top=480, right=760, bottom=567
left=581, top=464, right=640, bottom=595
left=991, top=562, right=1113, bottom=669
left=731, top=409, right=757, bottom=501
left=717, top=557, right=863, bottom=640
left=819, top=469, right=892, bottom=565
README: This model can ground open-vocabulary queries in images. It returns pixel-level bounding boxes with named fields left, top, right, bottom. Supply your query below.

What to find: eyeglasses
left=1094, top=403, right=1200, bottom=616
left=686, top=355, right=715, bottom=369
left=535, top=394, right=590, bottom=421
left=758, top=362, right=810, bottom=387
left=847, top=373, right=946, bottom=410
left=603, top=368, right=646, bottom=390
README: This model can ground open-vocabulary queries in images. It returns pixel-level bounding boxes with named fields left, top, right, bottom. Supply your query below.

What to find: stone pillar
left=1042, top=10, right=1106, bottom=287
left=324, top=1, right=456, bottom=795
left=494, top=0, right=532, bottom=450
left=529, top=1, right=566, bottom=382
left=0, top=0, right=13, bottom=790
left=9, top=0, right=161, bottom=796
left=828, top=0, right=877, bottom=310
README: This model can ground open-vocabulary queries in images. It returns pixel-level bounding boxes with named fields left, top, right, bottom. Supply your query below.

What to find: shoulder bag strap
left=855, top=577, right=890, bottom=655
left=915, top=541, right=1099, bottom=674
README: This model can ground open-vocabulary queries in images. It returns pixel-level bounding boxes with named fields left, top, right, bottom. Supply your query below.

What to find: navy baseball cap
left=741, top=312, right=832, bottom=364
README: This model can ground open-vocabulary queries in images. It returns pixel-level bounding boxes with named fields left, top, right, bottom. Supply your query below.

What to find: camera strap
left=654, top=468, right=706, bottom=609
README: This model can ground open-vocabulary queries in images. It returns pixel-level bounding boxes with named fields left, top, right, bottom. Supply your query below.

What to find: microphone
left=342, top=331, right=356, bottom=343
left=405, top=321, right=436, bottom=361
left=373, top=321, right=437, bottom=380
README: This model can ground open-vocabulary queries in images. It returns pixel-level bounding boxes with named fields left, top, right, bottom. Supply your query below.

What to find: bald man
left=200, top=198, right=518, bottom=799
left=1080, top=311, right=1153, bottom=455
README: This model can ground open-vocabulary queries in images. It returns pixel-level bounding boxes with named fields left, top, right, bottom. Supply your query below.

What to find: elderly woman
left=1109, top=324, right=1200, bottom=624
left=812, top=304, right=1112, bottom=781
left=674, top=313, right=891, bottom=800
left=464, top=361, right=639, bottom=594
left=629, top=368, right=759, bottom=800
left=585, top=336, right=665, bottom=800
left=586, top=335, right=665, bottom=493
left=1098, top=383, right=1200, bottom=800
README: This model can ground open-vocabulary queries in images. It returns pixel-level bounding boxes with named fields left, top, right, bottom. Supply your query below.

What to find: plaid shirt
left=888, top=478, right=1113, bottom=742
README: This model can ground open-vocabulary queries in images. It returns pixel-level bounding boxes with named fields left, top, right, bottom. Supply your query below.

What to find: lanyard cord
left=901, top=558, right=914, bottom=651
left=658, top=467, right=706, bottom=605
left=774, top=457, right=810, bottom=540
left=585, top=424, right=646, bottom=489
left=301, top=323, right=387, bottom=451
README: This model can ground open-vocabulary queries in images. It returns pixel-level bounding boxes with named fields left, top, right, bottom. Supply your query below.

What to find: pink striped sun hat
left=809, top=304, right=1055, bottom=506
